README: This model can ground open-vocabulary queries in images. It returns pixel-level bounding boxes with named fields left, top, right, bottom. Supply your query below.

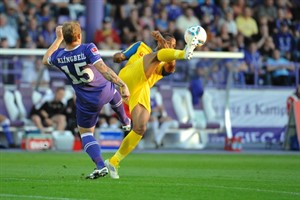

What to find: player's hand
left=164, top=60, right=176, bottom=73
left=151, top=31, right=164, bottom=41
left=56, top=26, right=63, bottom=40
left=113, top=53, right=126, bottom=63
left=151, top=31, right=169, bottom=48
left=120, top=85, right=130, bottom=102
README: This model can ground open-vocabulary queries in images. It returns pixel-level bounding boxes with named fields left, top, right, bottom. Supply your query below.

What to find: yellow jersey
left=119, top=41, right=167, bottom=112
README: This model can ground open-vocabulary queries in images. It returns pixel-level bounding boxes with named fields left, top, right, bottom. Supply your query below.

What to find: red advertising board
left=294, top=101, right=300, bottom=148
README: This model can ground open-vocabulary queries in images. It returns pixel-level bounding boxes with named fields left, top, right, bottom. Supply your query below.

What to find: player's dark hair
left=62, top=21, right=81, bottom=44
left=161, top=33, right=174, bottom=41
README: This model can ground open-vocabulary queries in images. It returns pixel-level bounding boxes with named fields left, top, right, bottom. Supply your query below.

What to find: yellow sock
left=157, top=49, right=185, bottom=62
left=110, top=130, right=142, bottom=166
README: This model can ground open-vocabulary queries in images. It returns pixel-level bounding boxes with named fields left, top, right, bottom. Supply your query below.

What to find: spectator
left=94, top=17, right=121, bottom=50
left=139, top=6, right=155, bottom=30
left=0, top=37, right=8, bottom=48
left=234, top=32, right=245, bottom=51
left=273, top=20, right=294, bottom=60
left=139, top=26, right=154, bottom=46
left=68, top=0, right=85, bottom=20
left=218, top=9, right=237, bottom=36
left=224, top=44, right=248, bottom=85
left=39, top=18, right=57, bottom=48
left=194, top=0, right=220, bottom=25
left=244, top=41, right=265, bottom=85
left=27, top=18, right=43, bottom=46
left=24, top=3, right=38, bottom=22
left=30, top=87, right=67, bottom=132
left=36, top=3, right=52, bottom=26
left=147, top=93, right=179, bottom=147
left=215, top=23, right=234, bottom=51
left=273, top=8, right=291, bottom=33
left=167, top=20, right=185, bottom=49
left=4, top=1, right=24, bottom=30
left=219, top=0, right=232, bottom=18
left=290, top=0, right=300, bottom=21
left=259, top=36, right=276, bottom=61
left=276, top=0, right=293, bottom=20
left=165, top=0, right=183, bottom=21
left=65, top=93, right=79, bottom=138
left=266, top=49, right=295, bottom=86
left=232, top=0, right=246, bottom=18
left=292, top=23, right=300, bottom=62
left=21, top=58, right=50, bottom=87
left=235, top=6, right=258, bottom=39
left=175, top=7, right=200, bottom=35
left=255, top=0, right=277, bottom=24
left=155, top=9, right=169, bottom=33
left=0, top=114, right=17, bottom=148
left=190, top=67, right=205, bottom=106
left=120, top=0, right=137, bottom=20
left=253, top=23, right=270, bottom=50
left=119, top=8, right=141, bottom=46
left=0, top=13, right=20, bottom=48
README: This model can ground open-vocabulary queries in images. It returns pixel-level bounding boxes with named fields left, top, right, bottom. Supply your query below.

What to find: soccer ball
left=184, top=25, right=207, bottom=47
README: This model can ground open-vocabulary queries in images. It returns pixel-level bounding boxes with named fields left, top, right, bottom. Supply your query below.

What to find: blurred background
left=0, top=0, right=299, bottom=151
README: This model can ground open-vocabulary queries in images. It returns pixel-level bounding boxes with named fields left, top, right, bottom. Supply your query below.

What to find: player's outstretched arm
left=94, top=60, right=130, bottom=101
left=42, top=26, right=64, bottom=66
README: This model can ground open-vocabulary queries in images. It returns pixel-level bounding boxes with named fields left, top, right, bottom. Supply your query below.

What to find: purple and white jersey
left=48, top=43, right=115, bottom=127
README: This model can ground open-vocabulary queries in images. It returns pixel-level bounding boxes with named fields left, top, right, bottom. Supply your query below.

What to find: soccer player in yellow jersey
left=105, top=30, right=202, bottom=179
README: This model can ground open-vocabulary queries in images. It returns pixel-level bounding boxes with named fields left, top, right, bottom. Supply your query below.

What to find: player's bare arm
left=42, top=26, right=64, bottom=65
left=94, top=60, right=130, bottom=100
left=151, top=30, right=176, bottom=73
left=113, top=52, right=126, bottom=63
left=151, top=31, right=168, bottom=48
left=163, top=60, right=176, bottom=73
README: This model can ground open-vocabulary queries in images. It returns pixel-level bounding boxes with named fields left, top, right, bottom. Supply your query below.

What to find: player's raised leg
left=155, top=26, right=202, bottom=61
left=155, top=41, right=200, bottom=62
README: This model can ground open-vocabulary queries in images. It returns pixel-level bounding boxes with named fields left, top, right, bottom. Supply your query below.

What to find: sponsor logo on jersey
left=91, top=47, right=99, bottom=55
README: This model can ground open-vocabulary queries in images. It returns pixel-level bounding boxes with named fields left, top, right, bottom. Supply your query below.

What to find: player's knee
left=133, top=123, right=147, bottom=135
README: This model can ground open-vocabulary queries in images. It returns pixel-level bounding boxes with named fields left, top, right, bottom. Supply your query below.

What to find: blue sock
left=81, top=133, right=105, bottom=169
left=2, top=124, right=13, bottom=145
left=110, top=90, right=130, bottom=125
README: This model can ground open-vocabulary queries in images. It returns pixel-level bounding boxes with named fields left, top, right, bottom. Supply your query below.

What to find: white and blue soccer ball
left=184, top=25, right=207, bottom=47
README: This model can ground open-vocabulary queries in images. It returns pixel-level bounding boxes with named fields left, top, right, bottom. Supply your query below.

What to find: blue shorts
left=75, top=82, right=115, bottom=128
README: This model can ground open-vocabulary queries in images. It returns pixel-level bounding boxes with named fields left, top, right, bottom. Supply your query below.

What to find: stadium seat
left=156, top=85, right=206, bottom=149
left=202, top=91, right=224, bottom=129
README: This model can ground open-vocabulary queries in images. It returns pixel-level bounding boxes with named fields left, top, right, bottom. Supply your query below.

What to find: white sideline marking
left=2, top=178, right=299, bottom=197
left=0, top=194, right=88, bottom=200
left=171, top=183, right=300, bottom=196
left=201, top=184, right=300, bottom=196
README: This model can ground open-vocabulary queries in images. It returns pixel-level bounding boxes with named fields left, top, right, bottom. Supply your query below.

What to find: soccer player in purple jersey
left=42, top=21, right=131, bottom=179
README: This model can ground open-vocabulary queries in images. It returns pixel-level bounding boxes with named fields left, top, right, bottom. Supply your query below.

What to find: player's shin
left=110, top=90, right=130, bottom=126
left=81, top=132, right=105, bottom=169
left=157, top=49, right=185, bottom=62
left=110, top=130, right=142, bottom=166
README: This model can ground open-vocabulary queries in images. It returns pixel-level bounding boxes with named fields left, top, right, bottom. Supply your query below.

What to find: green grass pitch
left=0, top=151, right=299, bottom=200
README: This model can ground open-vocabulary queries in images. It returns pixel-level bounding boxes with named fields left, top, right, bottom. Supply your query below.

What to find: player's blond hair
left=62, top=21, right=81, bottom=44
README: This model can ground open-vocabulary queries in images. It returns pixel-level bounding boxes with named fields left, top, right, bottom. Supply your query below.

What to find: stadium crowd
left=0, top=0, right=299, bottom=86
